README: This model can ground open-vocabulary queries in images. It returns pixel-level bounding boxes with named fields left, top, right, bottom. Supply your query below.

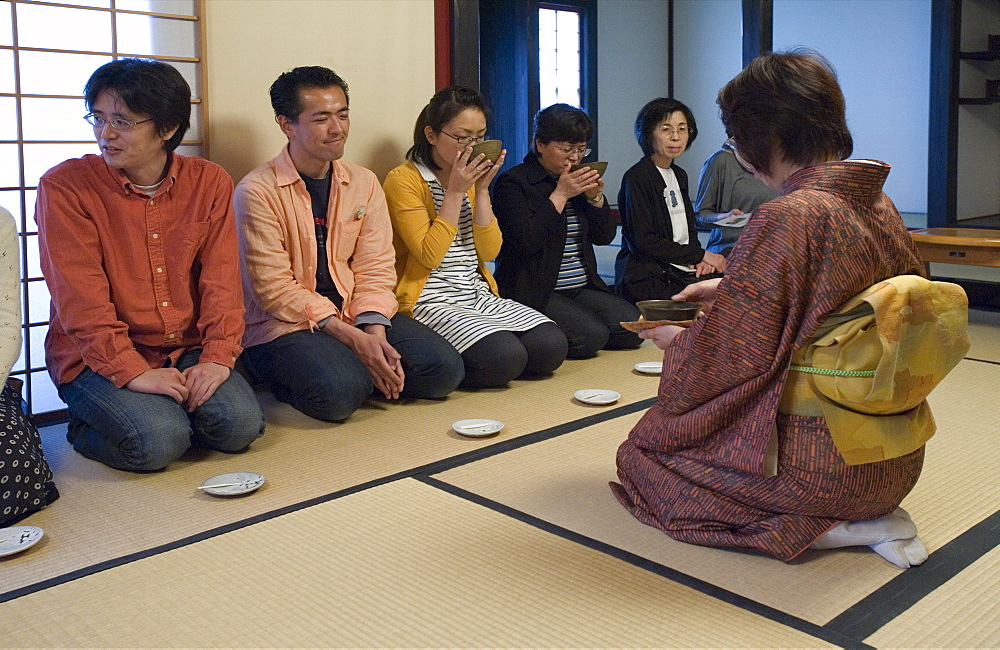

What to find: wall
left=596, top=0, right=671, bottom=203
left=204, top=0, right=436, bottom=184
left=672, top=0, right=744, bottom=197
left=772, top=0, right=931, bottom=216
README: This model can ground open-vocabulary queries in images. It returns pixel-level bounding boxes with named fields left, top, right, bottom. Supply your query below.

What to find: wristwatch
left=588, top=193, right=604, bottom=204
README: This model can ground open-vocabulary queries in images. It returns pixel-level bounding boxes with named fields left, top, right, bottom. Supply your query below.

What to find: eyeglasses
left=553, top=144, right=591, bottom=157
left=725, top=137, right=755, bottom=174
left=657, top=124, right=689, bottom=137
left=439, top=131, right=487, bottom=146
left=84, top=113, right=154, bottom=131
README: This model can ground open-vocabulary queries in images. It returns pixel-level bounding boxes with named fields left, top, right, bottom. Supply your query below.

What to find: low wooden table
left=908, top=227, right=1000, bottom=273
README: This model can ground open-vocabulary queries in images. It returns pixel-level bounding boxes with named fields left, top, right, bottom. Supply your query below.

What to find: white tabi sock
left=811, top=507, right=918, bottom=549
left=870, top=535, right=928, bottom=568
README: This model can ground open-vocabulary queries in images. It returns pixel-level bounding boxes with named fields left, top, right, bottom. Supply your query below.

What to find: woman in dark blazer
left=616, top=98, right=727, bottom=303
left=493, top=104, right=640, bottom=358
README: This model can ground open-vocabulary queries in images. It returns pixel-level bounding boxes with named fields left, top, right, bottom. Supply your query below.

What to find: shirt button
left=152, top=233, right=159, bottom=239
left=309, top=235, right=314, bottom=240
left=156, top=267, right=163, bottom=273
left=162, top=301, right=169, bottom=307
left=110, top=375, right=116, bottom=382
left=149, top=199, right=156, bottom=206
left=168, top=333, right=176, bottom=339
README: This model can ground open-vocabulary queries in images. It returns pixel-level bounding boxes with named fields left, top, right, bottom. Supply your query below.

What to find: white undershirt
left=656, top=164, right=694, bottom=273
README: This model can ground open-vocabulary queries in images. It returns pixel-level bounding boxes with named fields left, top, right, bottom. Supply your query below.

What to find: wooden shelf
left=959, top=97, right=1000, bottom=104
left=960, top=50, right=1000, bottom=60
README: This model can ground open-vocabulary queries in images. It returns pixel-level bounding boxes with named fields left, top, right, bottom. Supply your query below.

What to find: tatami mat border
left=10, top=353, right=996, bottom=645
left=420, top=473, right=999, bottom=649
left=415, top=474, right=873, bottom=650
left=827, top=509, right=1000, bottom=639
left=1, top=398, right=656, bottom=605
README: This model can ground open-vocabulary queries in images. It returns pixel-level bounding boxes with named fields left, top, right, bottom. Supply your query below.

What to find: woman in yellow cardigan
left=383, top=87, right=567, bottom=388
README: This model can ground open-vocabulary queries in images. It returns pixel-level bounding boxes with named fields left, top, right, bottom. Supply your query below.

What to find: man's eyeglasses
left=84, top=114, right=154, bottom=131
left=554, top=144, right=591, bottom=157
left=725, top=137, right=755, bottom=174
left=440, top=131, right=487, bottom=146
left=657, top=124, right=689, bottom=136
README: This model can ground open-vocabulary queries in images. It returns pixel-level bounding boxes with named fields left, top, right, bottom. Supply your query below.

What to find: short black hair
left=270, top=66, right=350, bottom=121
left=407, top=86, right=491, bottom=170
left=532, top=103, right=594, bottom=151
left=633, top=98, right=698, bottom=157
left=84, top=58, right=190, bottom=152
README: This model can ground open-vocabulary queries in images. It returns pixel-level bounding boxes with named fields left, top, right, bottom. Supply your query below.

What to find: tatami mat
left=866, top=544, right=1000, bottom=648
left=2, top=344, right=661, bottom=598
left=434, top=357, right=1000, bottom=626
left=968, top=308, right=1000, bottom=363
left=0, top=479, right=831, bottom=647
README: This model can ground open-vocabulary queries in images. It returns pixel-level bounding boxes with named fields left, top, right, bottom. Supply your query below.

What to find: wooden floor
left=1, top=310, right=997, bottom=648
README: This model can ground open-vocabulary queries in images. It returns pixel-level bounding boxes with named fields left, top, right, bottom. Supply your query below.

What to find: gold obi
left=778, top=275, right=970, bottom=465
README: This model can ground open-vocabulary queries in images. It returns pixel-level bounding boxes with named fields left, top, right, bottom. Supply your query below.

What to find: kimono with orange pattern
left=612, top=160, right=927, bottom=561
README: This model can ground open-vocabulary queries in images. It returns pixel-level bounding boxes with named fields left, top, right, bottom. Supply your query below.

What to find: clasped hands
left=126, top=361, right=231, bottom=412
left=324, top=319, right=405, bottom=400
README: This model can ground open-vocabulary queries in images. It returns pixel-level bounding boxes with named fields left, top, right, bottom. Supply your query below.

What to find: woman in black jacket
left=615, top=98, right=727, bottom=303
left=493, top=104, right=640, bottom=358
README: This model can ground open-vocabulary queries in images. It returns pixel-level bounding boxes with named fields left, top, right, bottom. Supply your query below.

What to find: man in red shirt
left=36, top=59, right=264, bottom=471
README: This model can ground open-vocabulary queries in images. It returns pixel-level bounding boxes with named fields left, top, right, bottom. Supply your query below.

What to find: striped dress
left=412, top=164, right=551, bottom=353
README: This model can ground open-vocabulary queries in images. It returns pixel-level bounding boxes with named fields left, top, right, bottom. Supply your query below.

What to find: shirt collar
left=274, top=144, right=351, bottom=188
left=414, top=160, right=438, bottom=183
left=113, top=152, right=179, bottom=196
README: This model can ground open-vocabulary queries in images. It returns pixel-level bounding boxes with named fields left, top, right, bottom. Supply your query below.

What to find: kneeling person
left=235, top=66, right=464, bottom=421
left=36, top=59, right=265, bottom=472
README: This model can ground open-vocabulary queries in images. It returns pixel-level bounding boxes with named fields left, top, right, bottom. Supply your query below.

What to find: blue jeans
left=242, top=313, right=464, bottom=422
left=60, top=349, right=265, bottom=472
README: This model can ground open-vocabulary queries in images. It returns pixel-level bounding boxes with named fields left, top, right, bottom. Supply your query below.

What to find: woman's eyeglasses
left=725, top=137, right=756, bottom=174
left=554, top=144, right=591, bottom=156
left=440, top=131, right=487, bottom=146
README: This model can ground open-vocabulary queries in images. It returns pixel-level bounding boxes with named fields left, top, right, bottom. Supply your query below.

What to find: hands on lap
left=126, top=362, right=231, bottom=412
left=323, top=319, right=405, bottom=399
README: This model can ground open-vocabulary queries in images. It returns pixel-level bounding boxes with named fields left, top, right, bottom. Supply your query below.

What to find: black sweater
left=493, top=153, right=617, bottom=311
left=615, top=156, right=706, bottom=297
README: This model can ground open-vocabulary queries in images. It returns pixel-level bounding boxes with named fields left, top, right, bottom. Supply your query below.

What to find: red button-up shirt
left=36, top=153, right=245, bottom=388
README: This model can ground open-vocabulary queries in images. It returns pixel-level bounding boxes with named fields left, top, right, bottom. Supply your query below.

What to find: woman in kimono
left=612, top=51, right=939, bottom=568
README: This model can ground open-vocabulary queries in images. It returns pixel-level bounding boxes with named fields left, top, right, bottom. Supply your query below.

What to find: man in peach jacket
left=234, top=67, right=463, bottom=422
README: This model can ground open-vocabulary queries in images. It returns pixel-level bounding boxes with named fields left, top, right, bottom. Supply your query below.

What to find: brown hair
left=717, top=50, right=852, bottom=176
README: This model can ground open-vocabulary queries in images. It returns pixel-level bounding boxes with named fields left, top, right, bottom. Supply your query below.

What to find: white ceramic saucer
left=199, top=472, right=265, bottom=496
left=574, top=389, right=621, bottom=405
left=634, top=361, right=663, bottom=375
left=0, top=526, right=44, bottom=557
left=452, top=419, right=504, bottom=437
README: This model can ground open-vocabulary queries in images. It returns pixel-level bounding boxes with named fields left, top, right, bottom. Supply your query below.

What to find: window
left=0, top=0, right=206, bottom=419
left=538, top=5, right=582, bottom=109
